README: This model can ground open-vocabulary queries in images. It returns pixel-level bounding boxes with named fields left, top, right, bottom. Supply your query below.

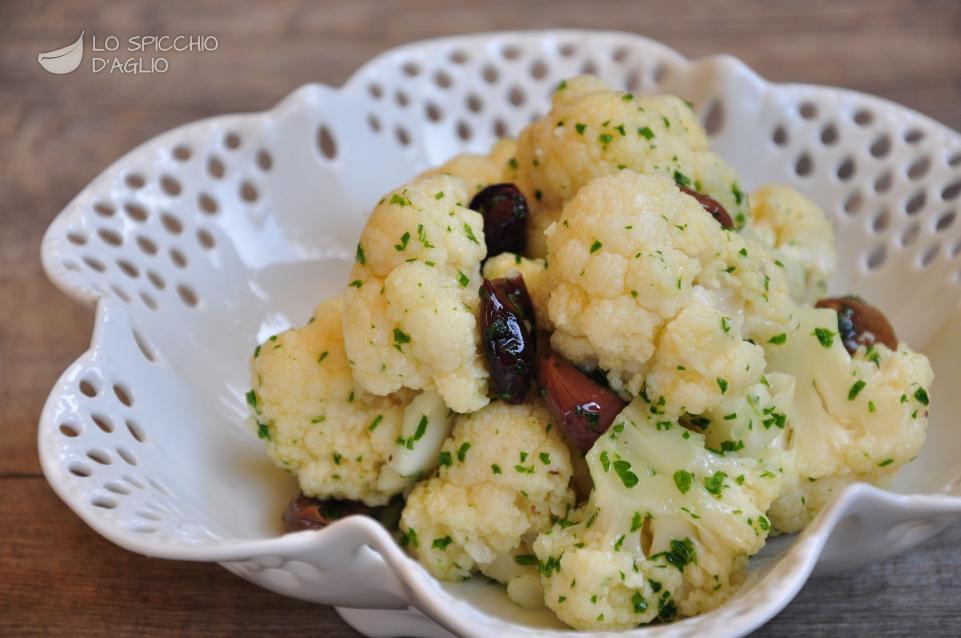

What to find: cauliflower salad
left=247, top=76, right=933, bottom=630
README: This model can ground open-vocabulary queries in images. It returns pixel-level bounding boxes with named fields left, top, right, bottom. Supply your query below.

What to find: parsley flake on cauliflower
left=343, top=175, right=490, bottom=413
left=400, top=400, right=574, bottom=605
left=249, top=296, right=411, bottom=505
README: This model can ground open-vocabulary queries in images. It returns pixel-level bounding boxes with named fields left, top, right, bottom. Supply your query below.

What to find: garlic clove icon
left=38, top=31, right=84, bottom=75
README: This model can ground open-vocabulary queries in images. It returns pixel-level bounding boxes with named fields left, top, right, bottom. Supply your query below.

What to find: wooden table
left=2, top=1, right=960, bottom=635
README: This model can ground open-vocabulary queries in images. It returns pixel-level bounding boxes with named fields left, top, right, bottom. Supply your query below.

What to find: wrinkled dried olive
left=815, top=295, right=898, bottom=354
left=282, top=493, right=376, bottom=532
left=536, top=350, right=627, bottom=450
left=469, top=183, right=529, bottom=258
left=678, top=185, right=734, bottom=229
left=480, top=275, right=536, bottom=403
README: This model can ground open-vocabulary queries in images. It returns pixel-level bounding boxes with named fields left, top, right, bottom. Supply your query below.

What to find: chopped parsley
left=456, top=442, right=471, bottom=462
left=245, top=390, right=258, bottom=410
left=632, top=591, right=648, bottom=613
left=768, top=333, right=787, bottom=345
left=349, top=279, right=363, bottom=288
left=638, top=126, right=655, bottom=140
left=703, top=471, right=727, bottom=497
left=539, top=452, right=551, bottom=465
left=732, top=183, right=744, bottom=205
left=716, top=377, right=728, bottom=394
left=401, top=527, right=419, bottom=548
left=673, top=470, right=694, bottom=494
left=432, top=536, right=453, bottom=550
left=762, top=406, right=787, bottom=429
left=398, top=415, right=429, bottom=450
left=878, top=458, right=895, bottom=467
left=813, top=327, right=835, bottom=348
left=575, top=123, right=587, bottom=135
left=514, top=554, right=538, bottom=565
left=613, top=459, right=639, bottom=487
left=390, top=193, right=410, bottom=206
left=256, top=422, right=270, bottom=440
left=654, top=538, right=697, bottom=571
left=463, top=223, right=480, bottom=244
left=393, top=327, right=411, bottom=351
left=630, top=512, right=644, bottom=532
left=599, top=450, right=611, bottom=472
left=394, top=231, right=411, bottom=251
left=848, top=380, right=866, bottom=400
left=673, top=170, right=692, bottom=188
left=590, top=240, right=603, bottom=254
left=438, top=451, right=452, bottom=467
left=456, top=270, right=470, bottom=287
left=367, top=414, right=383, bottom=431
left=355, top=243, right=366, bottom=265
left=417, top=224, right=434, bottom=248
left=915, top=387, right=930, bottom=406
left=491, top=463, right=502, bottom=474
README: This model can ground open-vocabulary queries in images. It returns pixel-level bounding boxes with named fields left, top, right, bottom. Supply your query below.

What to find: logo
left=38, top=30, right=84, bottom=74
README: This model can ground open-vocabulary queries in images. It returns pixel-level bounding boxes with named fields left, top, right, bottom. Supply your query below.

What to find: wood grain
left=1, top=1, right=959, bottom=635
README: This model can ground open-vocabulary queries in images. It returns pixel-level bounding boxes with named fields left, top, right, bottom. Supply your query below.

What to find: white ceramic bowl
left=39, top=30, right=961, bottom=637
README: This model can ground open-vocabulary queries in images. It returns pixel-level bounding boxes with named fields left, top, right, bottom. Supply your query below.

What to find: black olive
left=536, top=350, right=627, bottom=450
left=480, top=274, right=536, bottom=403
left=469, top=183, right=529, bottom=258
left=815, top=295, right=898, bottom=354
left=677, top=185, right=735, bottom=229
left=282, top=493, right=375, bottom=532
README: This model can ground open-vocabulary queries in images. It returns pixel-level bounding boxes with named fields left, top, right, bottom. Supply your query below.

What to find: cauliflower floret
left=644, top=297, right=766, bottom=416
left=343, top=175, right=490, bottom=413
left=534, top=400, right=782, bottom=630
left=400, top=400, right=575, bottom=603
left=747, top=185, right=837, bottom=303
left=763, top=305, right=933, bottom=532
left=419, top=138, right=518, bottom=197
left=545, top=171, right=794, bottom=398
left=249, top=297, right=410, bottom=506
left=514, top=75, right=749, bottom=251
left=481, top=252, right=552, bottom=330
left=703, top=372, right=795, bottom=463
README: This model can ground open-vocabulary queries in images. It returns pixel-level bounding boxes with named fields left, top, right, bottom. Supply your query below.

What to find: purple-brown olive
left=282, top=493, right=375, bottom=532
left=480, top=275, right=536, bottom=403
left=537, top=350, right=627, bottom=450
left=678, top=185, right=735, bottom=229
left=469, top=183, right=529, bottom=258
left=815, top=295, right=898, bottom=354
